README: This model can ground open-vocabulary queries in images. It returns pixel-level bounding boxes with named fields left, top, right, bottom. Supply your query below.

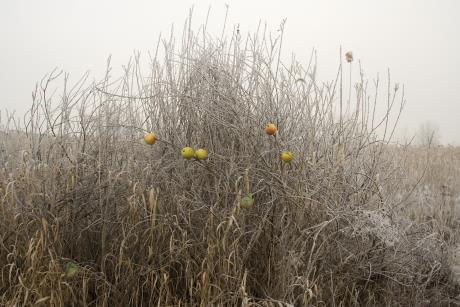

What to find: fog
left=1, top=0, right=459, bottom=144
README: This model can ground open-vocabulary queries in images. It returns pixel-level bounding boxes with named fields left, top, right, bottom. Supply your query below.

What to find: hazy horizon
left=1, top=0, right=459, bottom=144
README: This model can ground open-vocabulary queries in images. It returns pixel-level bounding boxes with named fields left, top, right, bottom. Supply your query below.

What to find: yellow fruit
left=181, top=147, right=195, bottom=160
left=265, top=123, right=277, bottom=136
left=194, top=148, right=208, bottom=160
left=281, top=151, right=294, bottom=163
left=240, top=193, right=254, bottom=209
left=144, top=133, right=157, bottom=145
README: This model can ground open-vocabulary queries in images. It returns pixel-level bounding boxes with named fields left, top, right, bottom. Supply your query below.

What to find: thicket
left=0, top=14, right=458, bottom=306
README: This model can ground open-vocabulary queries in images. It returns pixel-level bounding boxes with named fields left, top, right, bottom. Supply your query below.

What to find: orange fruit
left=144, top=133, right=157, bottom=145
left=265, top=123, right=277, bottom=136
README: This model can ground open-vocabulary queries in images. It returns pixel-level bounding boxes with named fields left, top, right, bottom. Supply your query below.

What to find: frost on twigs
left=348, top=209, right=401, bottom=247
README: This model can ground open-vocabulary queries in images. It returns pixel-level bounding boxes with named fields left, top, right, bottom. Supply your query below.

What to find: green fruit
left=240, top=193, right=254, bottom=209
left=281, top=151, right=294, bottom=163
left=65, top=261, right=79, bottom=278
left=181, top=147, right=195, bottom=160
left=194, top=148, right=209, bottom=160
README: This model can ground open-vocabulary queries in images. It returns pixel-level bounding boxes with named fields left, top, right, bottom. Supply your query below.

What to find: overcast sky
left=1, top=0, right=459, bottom=144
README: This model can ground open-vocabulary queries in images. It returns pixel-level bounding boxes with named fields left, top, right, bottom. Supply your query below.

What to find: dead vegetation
left=0, top=14, right=459, bottom=306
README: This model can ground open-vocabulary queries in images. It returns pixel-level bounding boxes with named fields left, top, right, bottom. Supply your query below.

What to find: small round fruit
left=181, top=147, right=195, bottom=160
left=194, top=148, right=208, bottom=160
left=144, top=133, right=157, bottom=145
left=240, top=193, right=254, bottom=209
left=281, top=151, right=294, bottom=163
left=265, top=123, right=277, bottom=136
left=65, top=261, right=79, bottom=278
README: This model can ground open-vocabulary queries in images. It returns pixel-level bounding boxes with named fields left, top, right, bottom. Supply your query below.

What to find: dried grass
left=0, top=13, right=458, bottom=306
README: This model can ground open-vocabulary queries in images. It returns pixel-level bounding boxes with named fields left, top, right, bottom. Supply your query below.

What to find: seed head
left=345, top=51, right=354, bottom=63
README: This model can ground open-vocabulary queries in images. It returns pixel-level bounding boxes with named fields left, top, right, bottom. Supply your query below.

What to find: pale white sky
left=1, top=0, right=459, bottom=144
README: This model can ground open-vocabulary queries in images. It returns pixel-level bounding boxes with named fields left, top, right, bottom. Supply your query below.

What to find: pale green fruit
left=240, top=193, right=254, bottom=209
left=181, top=147, right=195, bottom=160
left=65, top=261, right=79, bottom=278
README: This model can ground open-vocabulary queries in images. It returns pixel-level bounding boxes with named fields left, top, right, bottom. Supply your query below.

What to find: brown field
left=0, top=18, right=459, bottom=306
